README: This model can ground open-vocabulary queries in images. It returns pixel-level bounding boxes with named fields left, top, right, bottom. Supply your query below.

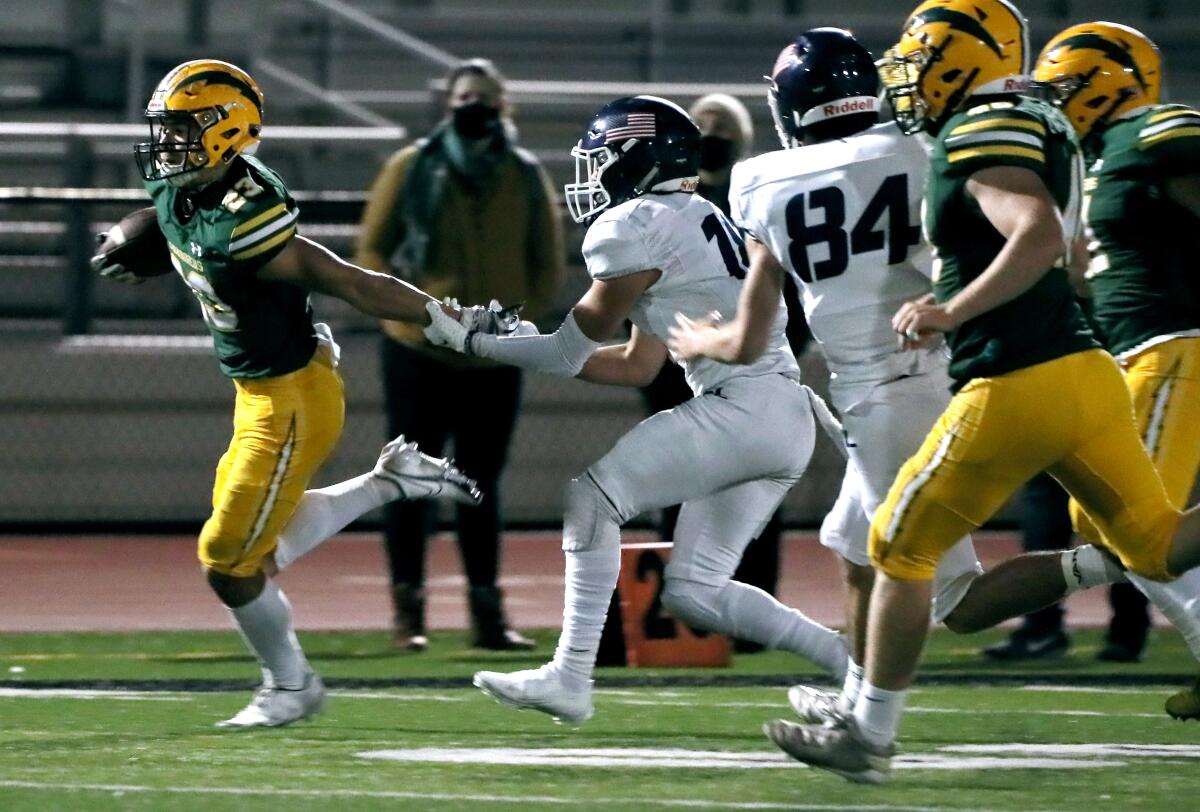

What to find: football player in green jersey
left=765, top=0, right=1200, bottom=783
left=93, top=60, right=494, bottom=728
left=1036, top=22, right=1200, bottom=720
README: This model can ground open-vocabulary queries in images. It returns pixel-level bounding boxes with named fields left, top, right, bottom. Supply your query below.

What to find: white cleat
left=764, top=716, right=895, bottom=785
left=216, top=672, right=326, bottom=729
left=473, top=665, right=594, bottom=725
left=374, top=435, right=481, bottom=505
left=788, top=684, right=847, bottom=726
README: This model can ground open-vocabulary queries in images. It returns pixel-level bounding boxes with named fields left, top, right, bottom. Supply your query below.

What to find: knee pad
left=562, top=473, right=624, bottom=553
left=660, top=578, right=724, bottom=632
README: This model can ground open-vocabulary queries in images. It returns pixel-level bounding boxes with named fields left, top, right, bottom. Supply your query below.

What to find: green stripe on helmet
left=912, top=8, right=1003, bottom=59
left=1057, top=33, right=1148, bottom=91
left=173, top=71, right=263, bottom=115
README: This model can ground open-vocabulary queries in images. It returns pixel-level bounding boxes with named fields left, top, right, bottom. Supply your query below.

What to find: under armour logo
left=190, top=242, right=202, bottom=257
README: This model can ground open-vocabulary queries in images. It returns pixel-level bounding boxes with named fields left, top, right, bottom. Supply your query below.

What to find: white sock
left=853, top=679, right=906, bottom=748
left=839, top=659, right=864, bottom=712
left=717, top=581, right=847, bottom=678
left=1132, top=569, right=1200, bottom=660
left=550, top=545, right=621, bottom=688
left=273, top=472, right=397, bottom=571
left=1061, top=544, right=1125, bottom=594
left=229, top=580, right=309, bottom=690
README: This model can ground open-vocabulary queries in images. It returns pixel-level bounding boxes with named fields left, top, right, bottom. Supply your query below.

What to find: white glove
left=424, top=300, right=472, bottom=353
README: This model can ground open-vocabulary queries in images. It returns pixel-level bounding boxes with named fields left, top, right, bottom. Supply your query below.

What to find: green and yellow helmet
left=1033, top=22, right=1160, bottom=139
left=135, top=60, right=264, bottom=185
left=879, top=0, right=1030, bottom=134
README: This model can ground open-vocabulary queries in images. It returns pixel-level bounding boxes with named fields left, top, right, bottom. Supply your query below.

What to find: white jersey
left=582, top=191, right=798, bottom=395
left=730, top=123, right=937, bottom=407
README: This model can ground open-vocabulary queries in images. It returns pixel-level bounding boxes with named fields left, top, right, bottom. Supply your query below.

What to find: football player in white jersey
left=424, top=95, right=848, bottom=724
left=669, top=28, right=1133, bottom=730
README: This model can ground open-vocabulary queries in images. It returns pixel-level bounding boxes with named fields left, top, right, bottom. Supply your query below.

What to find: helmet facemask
left=564, top=141, right=662, bottom=224
left=136, top=108, right=226, bottom=187
left=880, top=37, right=977, bottom=135
left=564, top=144, right=618, bottom=224
left=879, top=46, right=934, bottom=135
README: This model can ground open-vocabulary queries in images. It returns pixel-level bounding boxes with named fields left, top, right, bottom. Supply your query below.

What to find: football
left=95, top=206, right=173, bottom=278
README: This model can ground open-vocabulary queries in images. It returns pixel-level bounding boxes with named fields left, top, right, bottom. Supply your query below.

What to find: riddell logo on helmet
left=823, top=98, right=876, bottom=118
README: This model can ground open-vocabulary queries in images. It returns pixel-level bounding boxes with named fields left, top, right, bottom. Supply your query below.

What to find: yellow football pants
left=869, top=349, right=1180, bottom=582
left=199, top=348, right=345, bottom=577
left=1073, top=338, right=1200, bottom=539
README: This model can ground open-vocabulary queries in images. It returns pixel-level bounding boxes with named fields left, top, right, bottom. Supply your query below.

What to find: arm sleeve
left=355, top=147, right=418, bottom=274
left=582, top=215, right=654, bottom=280
left=1137, top=106, right=1200, bottom=176
left=940, top=108, right=1049, bottom=178
left=469, top=310, right=601, bottom=377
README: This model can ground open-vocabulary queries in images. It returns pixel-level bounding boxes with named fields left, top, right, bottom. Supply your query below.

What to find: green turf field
left=1, top=627, right=1196, bottom=811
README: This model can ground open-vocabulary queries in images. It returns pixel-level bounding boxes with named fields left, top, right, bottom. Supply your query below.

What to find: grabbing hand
left=90, top=232, right=145, bottom=286
left=892, top=297, right=956, bottom=350
left=424, top=300, right=472, bottom=353
left=667, top=311, right=722, bottom=362
left=463, top=299, right=534, bottom=336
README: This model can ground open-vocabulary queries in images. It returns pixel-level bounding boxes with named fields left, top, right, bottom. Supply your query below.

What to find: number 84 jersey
left=582, top=192, right=799, bottom=396
left=731, top=122, right=934, bottom=402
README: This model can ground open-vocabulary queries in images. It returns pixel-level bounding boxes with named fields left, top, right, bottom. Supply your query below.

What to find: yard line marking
left=0, top=781, right=1000, bottom=811
left=0, top=687, right=1168, bottom=719
left=1018, top=684, right=1178, bottom=694
left=356, top=746, right=1129, bottom=773
left=0, top=688, right=192, bottom=701
left=326, top=691, right=466, bottom=702
left=945, top=743, right=1200, bottom=758
left=905, top=706, right=1162, bottom=719
left=606, top=699, right=1163, bottom=718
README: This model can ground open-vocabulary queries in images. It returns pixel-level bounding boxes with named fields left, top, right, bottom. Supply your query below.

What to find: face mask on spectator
left=698, top=135, right=737, bottom=171
left=453, top=103, right=502, bottom=140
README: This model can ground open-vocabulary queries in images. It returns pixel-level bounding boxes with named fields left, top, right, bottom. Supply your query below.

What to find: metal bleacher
left=1, top=0, right=1199, bottom=525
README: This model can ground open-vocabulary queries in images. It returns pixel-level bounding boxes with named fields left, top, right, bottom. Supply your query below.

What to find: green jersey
left=925, top=96, right=1097, bottom=386
left=145, top=156, right=315, bottom=378
left=1083, top=104, right=1200, bottom=358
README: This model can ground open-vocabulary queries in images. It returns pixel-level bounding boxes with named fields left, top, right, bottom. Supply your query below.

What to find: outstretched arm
left=668, top=238, right=784, bottom=364
left=258, top=234, right=435, bottom=323
left=577, top=325, right=670, bottom=387
left=427, top=268, right=660, bottom=377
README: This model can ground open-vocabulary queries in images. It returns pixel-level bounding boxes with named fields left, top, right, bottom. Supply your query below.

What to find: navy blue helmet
left=564, top=95, right=700, bottom=224
left=768, top=28, right=880, bottom=148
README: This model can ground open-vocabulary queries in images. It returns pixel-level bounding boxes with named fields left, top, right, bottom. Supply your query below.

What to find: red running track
left=0, top=530, right=1164, bottom=633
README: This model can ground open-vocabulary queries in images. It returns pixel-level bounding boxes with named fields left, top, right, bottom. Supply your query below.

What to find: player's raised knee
left=660, top=579, right=723, bottom=632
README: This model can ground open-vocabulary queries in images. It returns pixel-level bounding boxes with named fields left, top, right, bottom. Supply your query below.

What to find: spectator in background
left=356, top=58, right=565, bottom=652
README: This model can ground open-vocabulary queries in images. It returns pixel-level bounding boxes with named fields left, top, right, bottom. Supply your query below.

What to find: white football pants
left=819, top=368, right=983, bottom=621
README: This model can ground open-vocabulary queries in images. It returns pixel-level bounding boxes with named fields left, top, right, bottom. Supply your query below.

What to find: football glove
left=90, top=232, right=145, bottom=285
left=424, top=300, right=471, bottom=353
left=425, top=299, right=537, bottom=354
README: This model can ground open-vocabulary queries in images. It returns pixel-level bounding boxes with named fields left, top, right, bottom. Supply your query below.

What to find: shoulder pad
left=1137, top=104, right=1200, bottom=152
left=940, top=105, right=1048, bottom=175
left=582, top=208, right=654, bottom=281
left=224, top=163, right=298, bottom=263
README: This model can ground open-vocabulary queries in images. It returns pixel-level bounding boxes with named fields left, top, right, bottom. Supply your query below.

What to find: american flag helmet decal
left=600, top=112, right=657, bottom=142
